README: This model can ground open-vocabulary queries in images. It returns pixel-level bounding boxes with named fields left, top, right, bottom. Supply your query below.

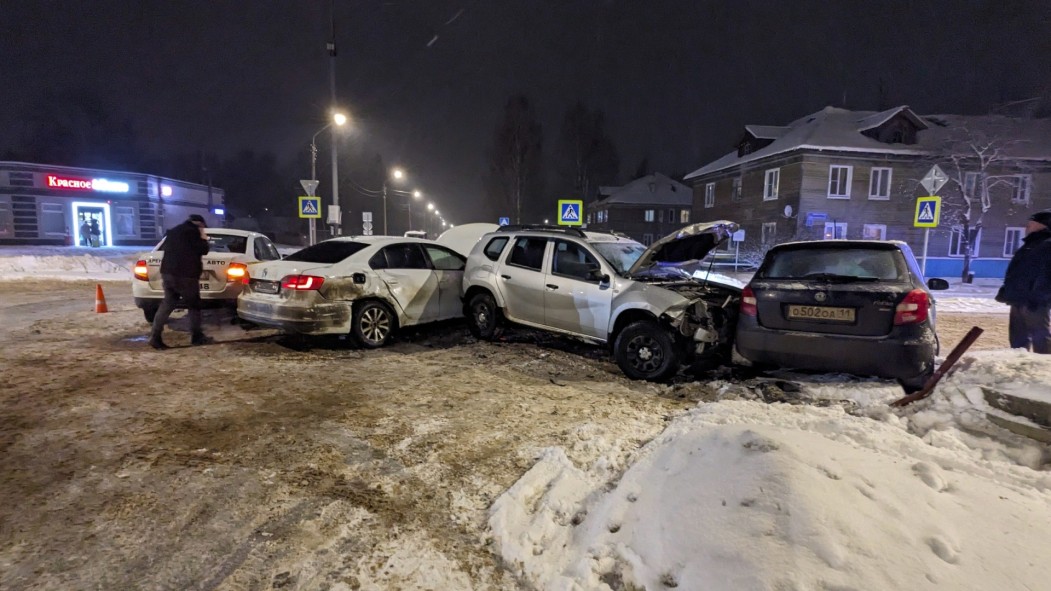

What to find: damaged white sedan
left=462, top=221, right=743, bottom=381
left=237, top=237, right=468, bottom=347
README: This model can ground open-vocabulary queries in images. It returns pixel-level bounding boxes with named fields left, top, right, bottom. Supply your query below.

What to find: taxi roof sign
left=298, top=195, right=322, bottom=219
left=913, top=196, right=941, bottom=228
left=557, top=199, right=583, bottom=226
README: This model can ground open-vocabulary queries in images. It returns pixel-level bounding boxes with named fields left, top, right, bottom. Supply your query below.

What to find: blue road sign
left=499, top=217, right=510, bottom=226
left=913, top=196, right=941, bottom=228
left=557, top=199, right=583, bottom=226
left=299, top=196, right=322, bottom=219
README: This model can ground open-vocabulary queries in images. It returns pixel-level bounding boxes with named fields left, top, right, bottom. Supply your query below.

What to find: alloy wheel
left=360, top=306, right=391, bottom=345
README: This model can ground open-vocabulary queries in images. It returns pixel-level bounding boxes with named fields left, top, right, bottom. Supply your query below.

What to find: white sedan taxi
left=237, top=236, right=467, bottom=348
left=132, top=228, right=282, bottom=322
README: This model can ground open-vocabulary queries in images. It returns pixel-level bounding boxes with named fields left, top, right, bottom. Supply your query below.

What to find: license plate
left=254, top=281, right=280, bottom=294
left=200, top=282, right=211, bottom=291
left=786, top=305, right=855, bottom=322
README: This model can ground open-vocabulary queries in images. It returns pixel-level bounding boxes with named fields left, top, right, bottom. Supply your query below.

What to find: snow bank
left=0, top=247, right=137, bottom=281
left=491, top=351, right=1051, bottom=591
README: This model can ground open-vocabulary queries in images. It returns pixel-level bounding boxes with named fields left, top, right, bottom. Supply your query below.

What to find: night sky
left=3, top=1, right=1050, bottom=223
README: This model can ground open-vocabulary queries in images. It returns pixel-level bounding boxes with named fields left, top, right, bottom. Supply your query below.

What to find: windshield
left=282, top=241, right=369, bottom=264
left=591, top=240, right=646, bottom=275
left=758, top=247, right=908, bottom=281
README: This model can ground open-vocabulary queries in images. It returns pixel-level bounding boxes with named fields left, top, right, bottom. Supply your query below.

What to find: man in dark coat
left=998, top=210, right=1051, bottom=353
left=149, top=214, right=212, bottom=349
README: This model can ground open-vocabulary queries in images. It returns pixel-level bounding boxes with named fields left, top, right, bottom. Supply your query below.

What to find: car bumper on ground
left=735, top=319, right=937, bottom=381
left=133, top=282, right=244, bottom=308
left=236, top=294, right=352, bottom=335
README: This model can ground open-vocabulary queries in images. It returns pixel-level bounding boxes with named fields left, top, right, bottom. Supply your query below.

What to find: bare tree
left=554, top=102, right=619, bottom=201
left=486, top=94, right=543, bottom=223
left=927, top=121, right=1031, bottom=279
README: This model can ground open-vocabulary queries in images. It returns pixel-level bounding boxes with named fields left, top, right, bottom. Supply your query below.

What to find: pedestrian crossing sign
left=557, top=199, right=583, bottom=226
left=298, top=196, right=322, bottom=219
left=913, top=196, right=941, bottom=228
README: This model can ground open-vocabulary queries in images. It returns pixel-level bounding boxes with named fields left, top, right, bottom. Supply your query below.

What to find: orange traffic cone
left=95, top=284, right=109, bottom=313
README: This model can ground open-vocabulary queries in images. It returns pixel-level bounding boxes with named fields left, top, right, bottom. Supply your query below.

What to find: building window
left=704, top=183, right=715, bottom=208
left=869, top=167, right=892, bottom=200
left=732, top=177, right=742, bottom=202
left=963, top=172, right=979, bottom=197
left=761, top=222, right=777, bottom=245
left=948, top=226, right=982, bottom=257
left=115, top=206, right=136, bottom=237
left=41, top=202, right=66, bottom=236
left=827, top=165, right=852, bottom=199
left=0, top=203, right=11, bottom=237
left=862, top=224, right=886, bottom=240
left=644, top=210, right=655, bottom=222
left=667, top=208, right=676, bottom=222
left=680, top=209, right=690, bottom=223
left=764, top=169, right=779, bottom=200
left=1012, top=175, right=1032, bottom=205
left=823, top=222, right=847, bottom=240
left=642, top=233, right=653, bottom=245
left=1004, top=227, right=1025, bottom=257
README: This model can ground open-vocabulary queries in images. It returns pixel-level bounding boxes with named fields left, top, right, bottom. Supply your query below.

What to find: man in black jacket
left=999, top=210, right=1051, bottom=353
left=149, top=214, right=212, bottom=349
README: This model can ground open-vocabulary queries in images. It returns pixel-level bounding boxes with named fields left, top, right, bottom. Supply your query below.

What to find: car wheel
left=352, top=300, right=396, bottom=348
left=142, top=302, right=159, bottom=323
left=899, top=365, right=934, bottom=393
left=614, top=320, right=679, bottom=382
left=467, top=292, right=499, bottom=340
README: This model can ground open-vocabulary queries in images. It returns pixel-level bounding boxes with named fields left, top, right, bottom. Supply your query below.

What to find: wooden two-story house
left=684, top=106, right=1051, bottom=277
left=585, top=173, right=692, bottom=245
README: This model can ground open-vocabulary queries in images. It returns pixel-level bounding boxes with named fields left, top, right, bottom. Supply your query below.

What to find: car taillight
left=893, top=289, right=930, bottom=325
left=227, top=262, right=248, bottom=284
left=740, top=286, right=757, bottom=317
left=281, top=275, right=325, bottom=291
left=133, top=260, right=149, bottom=281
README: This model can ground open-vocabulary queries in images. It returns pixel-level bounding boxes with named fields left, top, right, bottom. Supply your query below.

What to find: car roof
left=772, top=239, right=909, bottom=250
left=324, top=235, right=438, bottom=245
left=205, top=228, right=263, bottom=238
left=482, top=228, right=638, bottom=243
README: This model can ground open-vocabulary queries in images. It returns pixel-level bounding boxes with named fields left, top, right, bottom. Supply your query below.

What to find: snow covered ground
left=491, top=352, right=1051, bottom=590
left=0, top=246, right=1045, bottom=590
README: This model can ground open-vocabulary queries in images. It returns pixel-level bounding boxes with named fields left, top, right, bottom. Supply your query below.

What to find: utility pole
left=327, top=0, right=340, bottom=237
left=382, top=182, right=388, bottom=235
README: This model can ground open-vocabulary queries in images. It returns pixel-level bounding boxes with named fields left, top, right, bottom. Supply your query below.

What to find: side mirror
left=926, top=277, right=949, bottom=291
left=599, top=274, right=611, bottom=287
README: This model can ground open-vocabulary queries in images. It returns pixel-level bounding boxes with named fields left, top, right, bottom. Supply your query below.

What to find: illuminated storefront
left=0, top=162, right=225, bottom=246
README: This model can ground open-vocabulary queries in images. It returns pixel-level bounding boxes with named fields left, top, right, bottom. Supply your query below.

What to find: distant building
left=684, top=106, right=1051, bottom=277
left=586, top=173, right=692, bottom=244
left=0, top=161, right=225, bottom=246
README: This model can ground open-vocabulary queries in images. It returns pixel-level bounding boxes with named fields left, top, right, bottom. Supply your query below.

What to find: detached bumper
left=735, top=318, right=937, bottom=381
left=133, top=282, right=243, bottom=308
left=236, top=295, right=352, bottom=335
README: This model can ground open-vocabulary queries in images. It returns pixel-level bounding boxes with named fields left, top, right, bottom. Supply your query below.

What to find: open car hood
left=436, top=222, right=501, bottom=257
left=626, top=220, right=739, bottom=276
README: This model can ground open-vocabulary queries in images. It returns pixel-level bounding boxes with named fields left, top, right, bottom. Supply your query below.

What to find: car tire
left=352, top=300, right=396, bottom=348
left=614, top=320, right=679, bottom=382
left=142, top=302, right=159, bottom=323
left=899, top=365, right=934, bottom=394
left=467, top=292, right=499, bottom=340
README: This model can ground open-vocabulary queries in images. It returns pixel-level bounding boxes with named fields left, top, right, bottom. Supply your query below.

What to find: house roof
left=685, top=106, right=1051, bottom=180
left=588, top=173, right=691, bottom=207
left=743, top=125, right=790, bottom=140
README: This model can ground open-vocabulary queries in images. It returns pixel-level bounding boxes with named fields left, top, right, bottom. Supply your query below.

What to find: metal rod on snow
left=891, top=326, right=983, bottom=407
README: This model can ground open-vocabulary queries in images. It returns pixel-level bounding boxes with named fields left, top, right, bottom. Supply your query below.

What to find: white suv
left=461, top=222, right=743, bottom=381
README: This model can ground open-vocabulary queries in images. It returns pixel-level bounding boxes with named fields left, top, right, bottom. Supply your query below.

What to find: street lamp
left=382, top=167, right=407, bottom=235
left=309, top=111, right=348, bottom=243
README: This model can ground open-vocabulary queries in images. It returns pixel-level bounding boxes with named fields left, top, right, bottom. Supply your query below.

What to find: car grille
left=251, top=279, right=280, bottom=294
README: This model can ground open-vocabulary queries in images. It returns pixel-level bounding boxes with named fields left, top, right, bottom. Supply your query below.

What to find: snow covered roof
left=590, top=173, right=691, bottom=207
left=686, top=106, right=1051, bottom=180
left=743, top=125, right=790, bottom=140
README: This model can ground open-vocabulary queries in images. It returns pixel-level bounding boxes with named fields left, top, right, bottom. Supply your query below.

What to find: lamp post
left=310, top=111, right=348, bottom=243
left=382, top=167, right=406, bottom=235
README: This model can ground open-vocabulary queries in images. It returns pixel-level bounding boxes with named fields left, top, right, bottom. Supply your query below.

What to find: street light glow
left=333, top=112, right=348, bottom=126
left=427, top=203, right=434, bottom=211
left=392, top=168, right=405, bottom=180
left=413, top=190, right=421, bottom=198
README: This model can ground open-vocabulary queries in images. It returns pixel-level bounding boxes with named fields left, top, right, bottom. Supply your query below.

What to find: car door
left=423, top=244, right=467, bottom=320
left=370, top=243, right=440, bottom=324
left=543, top=239, right=613, bottom=340
left=496, top=236, right=549, bottom=326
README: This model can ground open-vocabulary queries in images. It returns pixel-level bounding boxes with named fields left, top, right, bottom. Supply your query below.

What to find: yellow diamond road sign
left=914, top=196, right=941, bottom=228
left=298, top=196, right=322, bottom=219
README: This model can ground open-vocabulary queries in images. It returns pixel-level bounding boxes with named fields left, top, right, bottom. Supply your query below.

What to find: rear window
left=158, top=233, right=247, bottom=254
left=283, top=241, right=369, bottom=264
left=483, top=237, right=509, bottom=261
left=759, top=247, right=907, bottom=281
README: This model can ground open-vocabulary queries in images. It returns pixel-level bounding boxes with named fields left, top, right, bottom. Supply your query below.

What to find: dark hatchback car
left=734, top=240, right=949, bottom=391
